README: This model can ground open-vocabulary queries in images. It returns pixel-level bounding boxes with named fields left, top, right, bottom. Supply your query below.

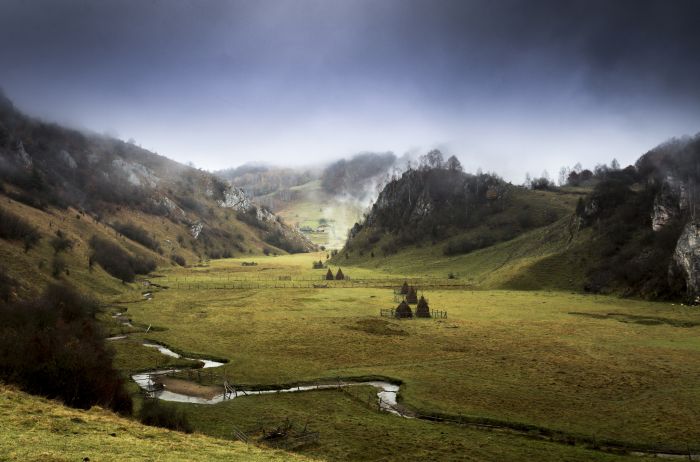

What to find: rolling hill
left=0, top=91, right=313, bottom=296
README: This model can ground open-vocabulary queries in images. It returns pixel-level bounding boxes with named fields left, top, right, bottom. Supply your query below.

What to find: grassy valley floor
left=106, top=253, right=700, bottom=460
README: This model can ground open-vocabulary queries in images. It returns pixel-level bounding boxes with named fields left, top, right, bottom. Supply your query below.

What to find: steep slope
left=0, top=385, right=313, bottom=462
left=339, top=135, right=700, bottom=300
left=339, top=165, right=577, bottom=262
left=0, top=91, right=313, bottom=294
left=573, top=134, right=700, bottom=299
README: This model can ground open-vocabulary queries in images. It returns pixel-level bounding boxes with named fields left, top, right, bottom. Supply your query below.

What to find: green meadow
left=109, top=253, right=700, bottom=461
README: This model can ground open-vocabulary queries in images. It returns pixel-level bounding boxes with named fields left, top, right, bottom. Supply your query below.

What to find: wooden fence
left=155, top=276, right=472, bottom=291
left=380, top=308, right=448, bottom=319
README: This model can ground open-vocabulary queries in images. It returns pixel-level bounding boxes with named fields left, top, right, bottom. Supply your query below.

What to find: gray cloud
left=0, top=0, right=699, bottom=180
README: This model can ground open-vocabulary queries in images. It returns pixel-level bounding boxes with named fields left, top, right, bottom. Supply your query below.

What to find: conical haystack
left=406, top=286, right=418, bottom=304
left=400, top=281, right=409, bottom=295
left=335, top=268, right=345, bottom=280
left=395, top=300, right=413, bottom=319
left=325, top=268, right=334, bottom=280
left=415, top=296, right=430, bottom=318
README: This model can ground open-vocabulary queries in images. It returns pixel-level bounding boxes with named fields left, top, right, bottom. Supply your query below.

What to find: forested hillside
left=340, top=140, right=700, bottom=301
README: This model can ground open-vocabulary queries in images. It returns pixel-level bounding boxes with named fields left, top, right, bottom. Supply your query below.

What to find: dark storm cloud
left=0, top=0, right=699, bottom=178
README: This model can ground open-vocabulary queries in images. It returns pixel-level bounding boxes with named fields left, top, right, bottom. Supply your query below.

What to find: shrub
left=50, top=230, right=74, bottom=254
left=443, top=227, right=520, bottom=256
left=236, top=207, right=266, bottom=230
left=0, top=283, right=132, bottom=414
left=170, top=254, right=186, bottom=266
left=139, top=399, right=192, bottom=433
left=112, top=221, right=162, bottom=253
left=263, top=230, right=305, bottom=253
left=0, top=266, right=17, bottom=303
left=89, top=235, right=156, bottom=282
left=0, top=206, right=41, bottom=251
left=51, top=255, right=66, bottom=278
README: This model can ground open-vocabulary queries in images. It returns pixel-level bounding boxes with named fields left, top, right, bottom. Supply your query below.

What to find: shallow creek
left=117, top=338, right=700, bottom=459
left=130, top=341, right=403, bottom=415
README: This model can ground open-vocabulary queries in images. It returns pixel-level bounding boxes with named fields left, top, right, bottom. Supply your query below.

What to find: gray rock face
left=16, top=141, right=31, bottom=167
left=673, top=221, right=700, bottom=299
left=111, top=158, right=159, bottom=187
left=411, top=191, right=433, bottom=220
left=190, top=222, right=203, bottom=239
left=652, top=175, right=689, bottom=231
left=215, top=183, right=314, bottom=251
left=59, top=150, right=77, bottom=169
left=218, top=186, right=253, bottom=211
left=652, top=196, right=678, bottom=231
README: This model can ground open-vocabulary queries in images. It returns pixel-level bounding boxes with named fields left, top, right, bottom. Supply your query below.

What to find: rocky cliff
left=575, top=134, right=700, bottom=300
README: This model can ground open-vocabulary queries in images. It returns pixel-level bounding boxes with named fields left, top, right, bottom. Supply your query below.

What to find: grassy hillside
left=0, top=385, right=313, bottom=462
left=0, top=93, right=314, bottom=294
left=339, top=138, right=700, bottom=300
left=336, top=174, right=591, bottom=292
left=339, top=216, right=591, bottom=291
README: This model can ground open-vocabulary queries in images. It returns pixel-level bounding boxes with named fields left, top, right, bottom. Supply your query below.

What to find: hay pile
left=325, top=269, right=334, bottom=280
left=406, top=286, right=418, bottom=304
left=335, top=268, right=345, bottom=280
left=415, top=296, right=430, bottom=318
left=395, top=300, right=413, bottom=319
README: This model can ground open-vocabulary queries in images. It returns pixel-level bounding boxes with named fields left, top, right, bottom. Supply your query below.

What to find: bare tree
left=446, top=155, right=463, bottom=172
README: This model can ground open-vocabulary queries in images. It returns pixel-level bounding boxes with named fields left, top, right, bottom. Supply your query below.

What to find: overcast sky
left=1, top=0, right=699, bottom=181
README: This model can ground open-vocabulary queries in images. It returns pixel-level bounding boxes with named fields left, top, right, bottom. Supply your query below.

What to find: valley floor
left=103, top=253, right=700, bottom=461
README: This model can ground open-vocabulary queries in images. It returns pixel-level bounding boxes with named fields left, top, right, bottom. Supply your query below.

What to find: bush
left=0, top=206, right=41, bottom=251
left=236, top=207, right=266, bottom=230
left=113, top=221, right=162, bottom=253
left=0, top=283, right=132, bottom=414
left=170, top=254, right=186, bottom=266
left=139, top=399, right=192, bottom=433
left=263, top=229, right=305, bottom=253
left=51, top=255, right=66, bottom=278
left=443, top=228, right=520, bottom=256
left=49, top=230, right=73, bottom=254
left=89, top=235, right=156, bottom=282
left=0, top=266, right=17, bottom=303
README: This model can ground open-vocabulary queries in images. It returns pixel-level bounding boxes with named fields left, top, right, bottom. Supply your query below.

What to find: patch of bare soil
left=156, top=376, right=223, bottom=399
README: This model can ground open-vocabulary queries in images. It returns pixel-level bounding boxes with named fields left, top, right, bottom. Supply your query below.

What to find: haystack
left=325, top=268, right=334, bottom=280
left=415, top=296, right=430, bottom=318
left=395, top=300, right=413, bottom=319
left=335, top=268, right=345, bottom=280
left=400, top=281, right=409, bottom=295
left=406, top=286, right=418, bottom=304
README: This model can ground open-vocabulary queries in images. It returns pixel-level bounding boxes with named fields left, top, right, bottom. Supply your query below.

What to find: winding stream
left=130, top=342, right=403, bottom=414
left=118, top=338, right=699, bottom=459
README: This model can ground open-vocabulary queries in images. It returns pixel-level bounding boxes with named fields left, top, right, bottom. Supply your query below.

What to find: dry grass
left=0, top=385, right=313, bottom=461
